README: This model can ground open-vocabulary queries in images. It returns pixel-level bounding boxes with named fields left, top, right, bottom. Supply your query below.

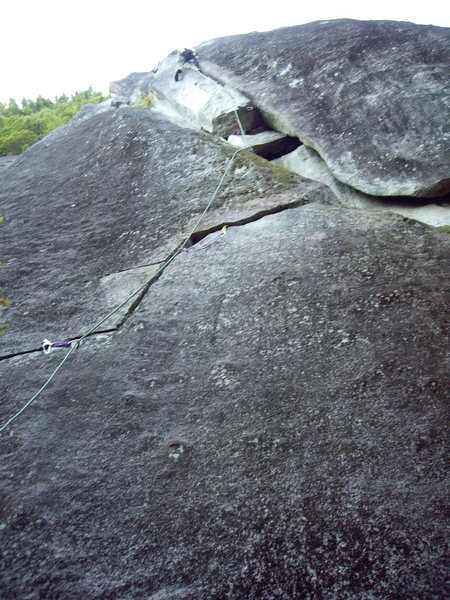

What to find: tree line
left=0, top=88, right=108, bottom=156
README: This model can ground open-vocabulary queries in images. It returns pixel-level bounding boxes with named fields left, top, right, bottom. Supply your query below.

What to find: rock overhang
left=197, top=19, right=450, bottom=199
left=274, top=145, right=450, bottom=227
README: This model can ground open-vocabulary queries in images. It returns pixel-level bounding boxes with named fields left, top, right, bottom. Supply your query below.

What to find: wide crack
left=224, top=104, right=302, bottom=161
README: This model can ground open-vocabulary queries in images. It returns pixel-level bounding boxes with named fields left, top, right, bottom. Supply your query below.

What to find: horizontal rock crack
left=0, top=328, right=117, bottom=361
left=189, top=199, right=307, bottom=246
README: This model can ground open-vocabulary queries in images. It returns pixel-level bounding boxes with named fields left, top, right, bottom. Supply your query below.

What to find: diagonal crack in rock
left=0, top=200, right=309, bottom=361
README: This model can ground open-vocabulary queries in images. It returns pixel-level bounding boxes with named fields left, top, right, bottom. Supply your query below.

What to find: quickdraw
left=42, top=339, right=73, bottom=354
left=183, top=226, right=227, bottom=253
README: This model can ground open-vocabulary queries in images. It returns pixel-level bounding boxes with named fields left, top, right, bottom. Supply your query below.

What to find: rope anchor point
left=42, top=339, right=73, bottom=354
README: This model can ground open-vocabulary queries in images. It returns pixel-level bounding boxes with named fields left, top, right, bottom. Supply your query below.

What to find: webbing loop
left=42, top=339, right=73, bottom=354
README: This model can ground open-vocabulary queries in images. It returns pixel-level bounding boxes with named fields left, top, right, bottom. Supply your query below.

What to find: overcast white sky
left=1, top=0, right=449, bottom=104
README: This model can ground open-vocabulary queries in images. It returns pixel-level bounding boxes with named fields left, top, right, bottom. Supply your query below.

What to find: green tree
left=6, top=99, right=22, bottom=115
left=0, top=130, right=39, bottom=155
left=0, top=89, right=108, bottom=156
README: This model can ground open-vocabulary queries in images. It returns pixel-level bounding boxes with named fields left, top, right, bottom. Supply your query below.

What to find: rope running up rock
left=0, top=146, right=248, bottom=434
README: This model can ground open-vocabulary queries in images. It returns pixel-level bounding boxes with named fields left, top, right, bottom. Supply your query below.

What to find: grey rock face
left=0, top=106, right=323, bottom=357
left=109, top=72, right=153, bottom=105
left=72, top=99, right=114, bottom=121
left=199, top=19, right=450, bottom=198
left=1, top=203, right=448, bottom=598
left=0, top=155, right=18, bottom=175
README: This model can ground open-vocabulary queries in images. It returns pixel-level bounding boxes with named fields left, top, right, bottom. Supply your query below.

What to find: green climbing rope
left=234, top=108, right=246, bottom=138
left=0, top=146, right=247, bottom=434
